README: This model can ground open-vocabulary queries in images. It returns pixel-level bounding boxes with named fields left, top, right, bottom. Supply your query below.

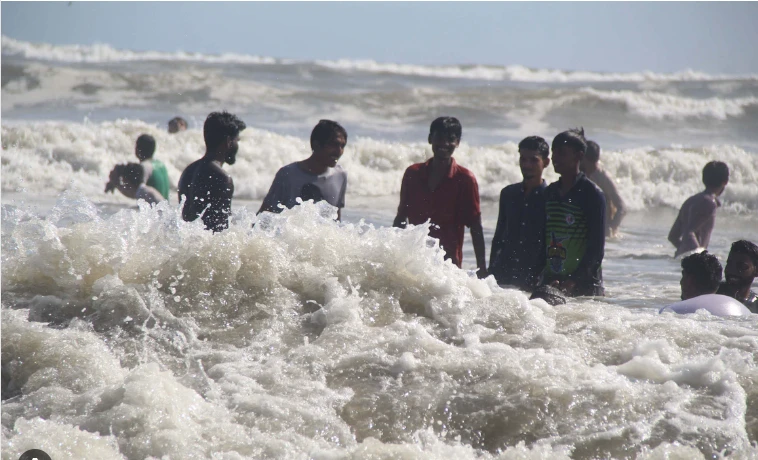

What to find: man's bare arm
left=470, top=217, right=488, bottom=279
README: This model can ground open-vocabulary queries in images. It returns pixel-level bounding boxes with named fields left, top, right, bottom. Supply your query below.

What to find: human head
left=702, top=161, right=729, bottom=195
left=135, top=134, right=156, bottom=161
left=680, top=251, right=722, bottom=300
left=120, top=163, right=145, bottom=188
left=551, top=128, right=586, bottom=176
left=529, top=285, right=567, bottom=306
left=724, top=240, right=758, bottom=287
left=428, top=116, right=462, bottom=161
left=518, top=136, right=550, bottom=181
left=203, top=111, right=246, bottom=165
left=168, top=117, right=188, bottom=133
left=310, top=120, right=348, bottom=168
left=580, top=140, right=600, bottom=173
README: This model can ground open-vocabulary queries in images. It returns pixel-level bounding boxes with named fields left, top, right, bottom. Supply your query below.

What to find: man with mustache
left=258, top=119, right=348, bottom=221
left=178, top=111, right=246, bottom=232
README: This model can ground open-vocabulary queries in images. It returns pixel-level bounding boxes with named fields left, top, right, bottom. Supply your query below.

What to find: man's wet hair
left=429, top=116, right=462, bottom=141
left=168, top=116, right=188, bottom=133
left=730, top=240, right=758, bottom=267
left=310, top=120, right=347, bottom=150
left=681, top=251, right=723, bottom=294
left=120, top=163, right=144, bottom=187
left=518, top=136, right=549, bottom=159
left=529, top=285, right=567, bottom=306
left=585, top=140, right=600, bottom=163
left=204, top=111, right=246, bottom=150
left=551, top=127, right=587, bottom=154
left=135, top=134, right=156, bottom=161
left=702, top=161, right=729, bottom=188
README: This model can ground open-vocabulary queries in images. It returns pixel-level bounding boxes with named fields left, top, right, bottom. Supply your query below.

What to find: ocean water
left=2, top=37, right=758, bottom=460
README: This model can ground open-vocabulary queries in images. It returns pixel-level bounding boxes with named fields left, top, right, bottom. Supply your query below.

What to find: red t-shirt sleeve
left=458, top=172, right=481, bottom=227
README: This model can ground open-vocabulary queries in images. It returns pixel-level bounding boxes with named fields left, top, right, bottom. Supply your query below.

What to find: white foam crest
left=581, top=87, right=758, bottom=120
left=315, top=60, right=758, bottom=83
left=4, top=120, right=758, bottom=214
left=2, top=200, right=757, bottom=457
left=1, top=35, right=277, bottom=65
left=5, top=36, right=756, bottom=83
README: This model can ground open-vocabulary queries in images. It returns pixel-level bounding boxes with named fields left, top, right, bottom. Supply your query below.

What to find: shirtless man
left=581, top=140, right=626, bottom=238
left=178, top=111, right=246, bottom=232
left=258, top=120, right=348, bottom=221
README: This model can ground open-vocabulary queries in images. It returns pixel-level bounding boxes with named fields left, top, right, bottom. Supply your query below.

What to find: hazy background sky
left=2, top=2, right=758, bottom=74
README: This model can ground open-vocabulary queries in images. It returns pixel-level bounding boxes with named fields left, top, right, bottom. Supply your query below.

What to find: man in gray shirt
left=258, top=120, right=348, bottom=220
left=668, top=161, right=729, bottom=257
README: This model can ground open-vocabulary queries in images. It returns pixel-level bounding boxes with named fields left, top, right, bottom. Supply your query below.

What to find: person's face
left=224, top=135, right=240, bottom=165
left=724, top=252, right=757, bottom=286
left=519, top=149, right=549, bottom=181
left=313, top=132, right=347, bottom=168
left=551, top=144, right=581, bottom=176
left=680, top=272, right=697, bottom=300
left=428, top=130, right=460, bottom=160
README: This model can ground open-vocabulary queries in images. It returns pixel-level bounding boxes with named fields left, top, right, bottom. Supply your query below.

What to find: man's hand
left=476, top=266, right=488, bottom=279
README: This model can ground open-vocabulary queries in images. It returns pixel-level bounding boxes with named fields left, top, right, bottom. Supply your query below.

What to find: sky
left=2, top=1, right=758, bottom=74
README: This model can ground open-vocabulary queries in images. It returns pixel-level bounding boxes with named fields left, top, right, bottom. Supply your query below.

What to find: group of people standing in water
left=105, top=111, right=757, bottom=314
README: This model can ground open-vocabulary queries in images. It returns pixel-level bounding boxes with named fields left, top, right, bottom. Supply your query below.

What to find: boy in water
left=541, top=128, right=606, bottom=296
left=716, top=240, right=758, bottom=312
left=168, top=117, right=188, bottom=133
left=105, top=134, right=170, bottom=201
left=580, top=140, right=626, bottom=238
left=679, top=251, right=723, bottom=300
left=489, top=136, right=549, bottom=289
left=258, top=120, right=348, bottom=221
left=393, top=117, right=487, bottom=278
left=667, top=161, right=729, bottom=258
left=178, top=111, right=246, bottom=232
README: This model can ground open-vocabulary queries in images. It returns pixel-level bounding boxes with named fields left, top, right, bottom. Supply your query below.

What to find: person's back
left=489, top=136, right=549, bottom=289
left=187, top=158, right=233, bottom=232
left=541, top=128, right=605, bottom=297
left=133, top=134, right=170, bottom=201
left=258, top=120, right=348, bottom=220
left=668, top=161, right=728, bottom=257
left=178, top=111, right=246, bottom=232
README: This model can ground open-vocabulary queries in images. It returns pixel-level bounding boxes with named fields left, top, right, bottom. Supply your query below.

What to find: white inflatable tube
left=659, top=294, right=752, bottom=317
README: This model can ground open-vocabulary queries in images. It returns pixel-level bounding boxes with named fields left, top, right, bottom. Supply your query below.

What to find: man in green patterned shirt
left=541, top=128, right=606, bottom=297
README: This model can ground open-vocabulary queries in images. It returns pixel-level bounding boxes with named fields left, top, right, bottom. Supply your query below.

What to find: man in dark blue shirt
left=542, top=128, right=606, bottom=297
left=489, top=136, right=550, bottom=290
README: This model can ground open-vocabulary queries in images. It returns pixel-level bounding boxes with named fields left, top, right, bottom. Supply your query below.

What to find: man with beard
left=258, top=120, right=348, bottom=221
left=178, top=111, right=246, bottom=232
left=717, top=240, right=758, bottom=313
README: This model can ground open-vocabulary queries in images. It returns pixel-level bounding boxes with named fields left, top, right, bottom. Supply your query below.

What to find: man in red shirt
left=393, top=117, right=487, bottom=278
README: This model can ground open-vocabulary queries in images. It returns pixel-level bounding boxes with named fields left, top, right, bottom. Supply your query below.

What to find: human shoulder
left=501, top=182, right=523, bottom=198
left=453, top=162, right=478, bottom=182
